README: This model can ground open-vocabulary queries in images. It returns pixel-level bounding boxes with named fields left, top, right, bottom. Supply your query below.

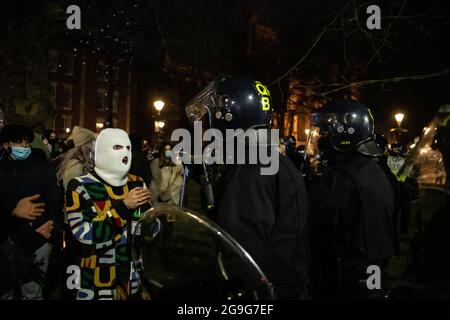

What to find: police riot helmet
left=185, top=76, right=273, bottom=132
left=280, top=135, right=296, bottom=153
left=375, top=132, right=389, bottom=155
left=389, top=143, right=406, bottom=157
left=306, top=100, right=381, bottom=159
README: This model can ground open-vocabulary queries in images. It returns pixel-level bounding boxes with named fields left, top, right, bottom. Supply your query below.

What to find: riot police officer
left=387, top=143, right=407, bottom=179
left=185, top=77, right=311, bottom=299
left=305, top=100, right=396, bottom=299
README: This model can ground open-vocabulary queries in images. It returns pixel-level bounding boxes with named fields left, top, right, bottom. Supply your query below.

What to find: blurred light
left=305, top=129, right=311, bottom=136
left=65, top=128, right=70, bottom=134
left=395, top=113, right=405, bottom=127
left=96, top=122, right=104, bottom=129
left=154, top=121, right=165, bottom=131
left=410, top=143, right=416, bottom=149
left=420, top=147, right=429, bottom=155
left=153, top=100, right=165, bottom=112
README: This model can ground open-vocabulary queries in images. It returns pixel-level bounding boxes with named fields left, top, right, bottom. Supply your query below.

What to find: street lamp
left=153, top=99, right=165, bottom=115
left=154, top=121, right=165, bottom=132
left=395, top=113, right=405, bottom=127
left=96, top=122, right=104, bottom=130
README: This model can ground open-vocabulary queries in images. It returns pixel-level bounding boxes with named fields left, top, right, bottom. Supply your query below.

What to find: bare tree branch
left=268, top=2, right=352, bottom=87
left=361, top=0, right=408, bottom=73
left=291, top=67, right=450, bottom=97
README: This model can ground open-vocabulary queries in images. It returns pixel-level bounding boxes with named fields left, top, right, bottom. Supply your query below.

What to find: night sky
left=1, top=0, right=450, bottom=138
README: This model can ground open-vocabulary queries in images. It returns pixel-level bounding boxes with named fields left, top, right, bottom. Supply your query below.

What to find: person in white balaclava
left=65, top=128, right=152, bottom=300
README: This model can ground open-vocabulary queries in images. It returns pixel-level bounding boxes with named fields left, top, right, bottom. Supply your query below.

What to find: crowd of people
left=0, top=124, right=184, bottom=300
left=0, top=76, right=448, bottom=300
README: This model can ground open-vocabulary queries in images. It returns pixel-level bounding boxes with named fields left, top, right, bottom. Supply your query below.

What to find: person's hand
left=123, top=187, right=152, bottom=209
left=35, top=220, right=54, bottom=240
left=12, top=194, right=45, bottom=220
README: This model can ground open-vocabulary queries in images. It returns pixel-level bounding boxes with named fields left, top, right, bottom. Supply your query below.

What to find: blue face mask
left=164, top=150, right=172, bottom=159
left=10, top=146, right=32, bottom=161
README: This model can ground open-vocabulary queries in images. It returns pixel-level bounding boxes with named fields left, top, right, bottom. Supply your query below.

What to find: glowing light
left=65, top=128, right=71, bottom=134
left=96, top=122, right=104, bottom=129
left=305, top=129, right=311, bottom=136
left=394, top=113, right=405, bottom=127
left=154, top=121, right=165, bottom=130
left=153, top=100, right=165, bottom=112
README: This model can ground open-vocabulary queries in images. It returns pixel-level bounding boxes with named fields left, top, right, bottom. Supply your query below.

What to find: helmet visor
left=185, top=81, right=217, bottom=123
left=305, top=126, right=323, bottom=157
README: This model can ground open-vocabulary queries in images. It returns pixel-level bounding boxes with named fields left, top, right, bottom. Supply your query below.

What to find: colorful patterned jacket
left=65, top=172, right=150, bottom=300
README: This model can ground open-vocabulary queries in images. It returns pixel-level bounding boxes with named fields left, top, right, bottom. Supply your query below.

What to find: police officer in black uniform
left=185, top=77, right=311, bottom=299
left=305, top=100, right=396, bottom=299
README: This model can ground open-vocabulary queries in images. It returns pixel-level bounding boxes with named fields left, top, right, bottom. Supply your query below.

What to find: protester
left=56, top=126, right=97, bottom=191
left=150, top=142, right=183, bottom=206
left=65, top=128, right=152, bottom=300
left=0, top=124, right=62, bottom=299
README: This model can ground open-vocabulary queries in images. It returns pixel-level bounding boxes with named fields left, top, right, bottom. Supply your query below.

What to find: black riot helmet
left=389, top=143, right=406, bottom=157
left=306, top=100, right=381, bottom=159
left=280, top=135, right=296, bottom=153
left=375, top=132, right=389, bottom=155
left=185, top=77, right=273, bottom=132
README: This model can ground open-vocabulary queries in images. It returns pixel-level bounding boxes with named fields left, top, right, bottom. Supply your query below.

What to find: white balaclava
left=94, top=128, right=132, bottom=187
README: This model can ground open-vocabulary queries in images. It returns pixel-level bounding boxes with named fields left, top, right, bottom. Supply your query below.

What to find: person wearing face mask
left=0, top=124, right=62, bottom=299
left=65, top=128, right=152, bottom=300
left=149, top=142, right=184, bottom=206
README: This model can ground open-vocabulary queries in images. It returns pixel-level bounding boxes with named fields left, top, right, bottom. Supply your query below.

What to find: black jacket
left=215, top=155, right=311, bottom=299
left=0, top=148, right=63, bottom=253
left=308, top=153, right=396, bottom=298
left=130, top=151, right=151, bottom=187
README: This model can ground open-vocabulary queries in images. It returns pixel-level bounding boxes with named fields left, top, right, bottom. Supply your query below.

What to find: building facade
left=48, top=48, right=135, bottom=138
